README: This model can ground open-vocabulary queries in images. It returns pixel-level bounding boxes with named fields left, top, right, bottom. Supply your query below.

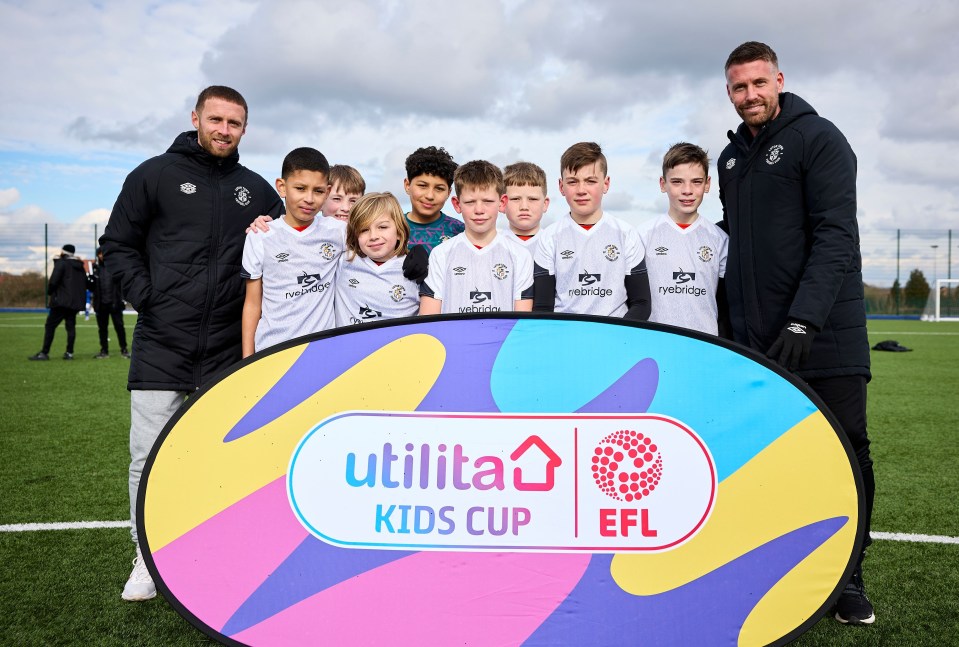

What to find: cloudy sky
left=2, top=0, right=957, bottom=286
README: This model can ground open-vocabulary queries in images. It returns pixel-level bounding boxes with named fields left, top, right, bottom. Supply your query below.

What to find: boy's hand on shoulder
left=403, top=245, right=429, bottom=284
left=246, top=215, right=274, bottom=234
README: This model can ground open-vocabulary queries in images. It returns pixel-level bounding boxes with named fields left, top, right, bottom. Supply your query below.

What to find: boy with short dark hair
left=639, top=142, right=729, bottom=335
left=501, top=161, right=550, bottom=255
left=321, top=164, right=366, bottom=222
left=403, top=146, right=464, bottom=254
left=419, top=160, right=532, bottom=314
left=533, top=142, right=650, bottom=320
left=241, top=147, right=344, bottom=356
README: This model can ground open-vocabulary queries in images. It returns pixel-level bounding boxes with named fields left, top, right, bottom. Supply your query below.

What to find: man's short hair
left=195, top=85, right=249, bottom=122
left=662, top=142, right=710, bottom=179
left=503, top=161, right=547, bottom=193
left=561, top=142, right=607, bottom=177
left=724, top=41, right=779, bottom=72
left=454, top=160, right=505, bottom=197
left=281, top=147, right=330, bottom=179
left=405, top=146, right=457, bottom=186
left=345, top=192, right=409, bottom=260
left=329, top=165, right=366, bottom=195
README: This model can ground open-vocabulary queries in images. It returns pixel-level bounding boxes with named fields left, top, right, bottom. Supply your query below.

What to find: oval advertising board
left=140, top=314, right=864, bottom=647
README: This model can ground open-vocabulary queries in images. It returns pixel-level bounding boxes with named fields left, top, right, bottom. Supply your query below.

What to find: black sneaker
left=94, top=351, right=110, bottom=359
left=63, top=352, right=74, bottom=360
left=121, top=349, right=131, bottom=359
left=28, top=352, right=50, bottom=361
left=834, top=566, right=875, bottom=625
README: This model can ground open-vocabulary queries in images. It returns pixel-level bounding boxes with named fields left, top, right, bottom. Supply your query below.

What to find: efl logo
left=288, top=412, right=716, bottom=552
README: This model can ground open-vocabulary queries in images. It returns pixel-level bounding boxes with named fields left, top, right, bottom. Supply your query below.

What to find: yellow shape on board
left=611, top=411, right=859, bottom=645
left=144, top=334, right=446, bottom=551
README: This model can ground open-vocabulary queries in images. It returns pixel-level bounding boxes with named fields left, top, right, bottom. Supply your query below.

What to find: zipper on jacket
left=195, top=163, right=221, bottom=389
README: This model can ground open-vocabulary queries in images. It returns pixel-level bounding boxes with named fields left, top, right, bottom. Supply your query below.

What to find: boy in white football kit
left=639, top=142, right=729, bottom=335
left=335, top=192, right=420, bottom=326
left=419, top=160, right=533, bottom=314
left=498, top=161, right=550, bottom=258
left=534, top=142, right=651, bottom=320
left=241, top=147, right=345, bottom=355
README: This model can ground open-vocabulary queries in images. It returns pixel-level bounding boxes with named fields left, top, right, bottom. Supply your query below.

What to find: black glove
left=766, top=321, right=817, bottom=371
left=402, top=245, right=429, bottom=284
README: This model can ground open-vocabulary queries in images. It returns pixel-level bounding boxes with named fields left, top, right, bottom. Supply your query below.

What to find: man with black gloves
left=717, top=42, right=875, bottom=625
left=100, top=86, right=283, bottom=602
left=28, top=244, right=87, bottom=361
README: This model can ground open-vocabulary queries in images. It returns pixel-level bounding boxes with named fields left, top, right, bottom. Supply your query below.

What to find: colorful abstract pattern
left=142, top=316, right=862, bottom=646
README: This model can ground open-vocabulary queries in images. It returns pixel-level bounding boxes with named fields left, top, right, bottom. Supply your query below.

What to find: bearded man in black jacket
left=717, top=42, right=875, bottom=626
left=100, top=86, right=283, bottom=602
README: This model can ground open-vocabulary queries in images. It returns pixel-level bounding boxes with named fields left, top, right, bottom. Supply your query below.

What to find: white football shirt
left=637, top=214, right=728, bottom=335
left=334, top=254, right=420, bottom=327
left=534, top=214, right=645, bottom=317
left=241, top=216, right=345, bottom=351
left=421, top=232, right=533, bottom=314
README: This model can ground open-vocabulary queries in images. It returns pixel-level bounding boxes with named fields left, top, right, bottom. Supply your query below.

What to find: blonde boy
left=533, top=142, right=650, bottom=319
left=639, top=142, right=729, bottom=335
left=419, top=161, right=533, bottom=314
left=501, top=161, right=550, bottom=254
left=321, top=164, right=366, bottom=221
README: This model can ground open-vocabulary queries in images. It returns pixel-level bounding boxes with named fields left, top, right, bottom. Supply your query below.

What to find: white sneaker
left=121, top=549, right=156, bottom=601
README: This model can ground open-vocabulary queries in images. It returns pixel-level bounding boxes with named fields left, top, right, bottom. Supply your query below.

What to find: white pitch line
left=1, top=522, right=958, bottom=545
left=0, top=520, right=130, bottom=532
left=872, top=531, right=959, bottom=545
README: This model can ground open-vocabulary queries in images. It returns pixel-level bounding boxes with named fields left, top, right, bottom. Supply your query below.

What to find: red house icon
left=510, top=435, right=562, bottom=491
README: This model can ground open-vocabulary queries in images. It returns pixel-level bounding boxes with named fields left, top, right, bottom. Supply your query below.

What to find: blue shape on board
left=523, top=516, right=848, bottom=646
left=575, top=358, right=659, bottom=414
left=220, top=536, right=413, bottom=636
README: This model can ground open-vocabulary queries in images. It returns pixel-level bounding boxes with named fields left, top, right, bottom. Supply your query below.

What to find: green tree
left=903, top=268, right=930, bottom=310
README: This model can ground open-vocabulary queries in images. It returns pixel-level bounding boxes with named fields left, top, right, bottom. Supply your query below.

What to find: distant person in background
left=90, top=246, right=129, bottom=359
left=100, top=85, right=283, bottom=602
left=28, top=244, right=87, bottom=361
left=717, top=41, right=874, bottom=625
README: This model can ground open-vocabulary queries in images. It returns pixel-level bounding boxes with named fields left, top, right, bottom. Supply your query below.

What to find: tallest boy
left=717, top=42, right=875, bottom=625
left=101, top=86, right=283, bottom=601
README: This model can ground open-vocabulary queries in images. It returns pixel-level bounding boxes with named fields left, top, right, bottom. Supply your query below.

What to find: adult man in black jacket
left=100, top=86, right=283, bottom=602
left=28, top=244, right=87, bottom=360
left=717, top=42, right=875, bottom=625
left=90, top=246, right=129, bottom=358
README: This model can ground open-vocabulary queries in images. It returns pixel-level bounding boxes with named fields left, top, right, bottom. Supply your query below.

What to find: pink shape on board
left=151, top=477, right=308, bottom=631
left=232, top=551, right=591, bottom=645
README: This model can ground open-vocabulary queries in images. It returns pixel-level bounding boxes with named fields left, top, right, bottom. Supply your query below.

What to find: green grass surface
left=1, top=313, right=957, bottom=646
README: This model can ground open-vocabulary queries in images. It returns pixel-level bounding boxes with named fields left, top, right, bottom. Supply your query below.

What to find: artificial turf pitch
left=1, top=313, right=956, bottom=646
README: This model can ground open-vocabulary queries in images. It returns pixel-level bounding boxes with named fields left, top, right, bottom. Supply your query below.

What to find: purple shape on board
left=523, top=516, right=848, bottom=646
left=220, top=535, right=413, bottom=636
left=226, top=319, right=515, bottom=442
left=415, top=319, right=517, bottom=412
left=575, top=358, right=659, bottom=414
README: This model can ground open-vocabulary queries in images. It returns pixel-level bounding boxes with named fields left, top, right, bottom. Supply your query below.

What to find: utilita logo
left=288, top=412, right=716, bottom=552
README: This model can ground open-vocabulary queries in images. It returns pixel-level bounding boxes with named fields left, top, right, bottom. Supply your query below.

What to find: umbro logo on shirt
left=180, top=183, right=196, bottom=195
left=348, top=278, right=360, bottom=288
left=275, top=253, right=290, bottom=263
left=470, top=290, right=492, bottom=303
left=453, top=266, right=467, bottom=276
left=579, top=271, right=601, bottom=286
left=561, top=250, right=575, bottom=260
left=655, top=247, right=668, bottom=256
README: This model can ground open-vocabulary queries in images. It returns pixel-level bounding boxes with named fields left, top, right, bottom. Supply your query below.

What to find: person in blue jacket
left=717, top=41, right=875, bottom=626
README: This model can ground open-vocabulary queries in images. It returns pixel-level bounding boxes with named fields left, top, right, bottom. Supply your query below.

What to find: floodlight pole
left=896, top=229, right=900, bottom=315
left=44, top=223, right=49, bottom=309
left=932, top=245, right=939, bottom=285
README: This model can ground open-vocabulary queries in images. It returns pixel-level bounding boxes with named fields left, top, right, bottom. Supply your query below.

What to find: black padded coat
left=100, top=131, right=283, bottom=391
left=717, top=92, right=870, bottom=380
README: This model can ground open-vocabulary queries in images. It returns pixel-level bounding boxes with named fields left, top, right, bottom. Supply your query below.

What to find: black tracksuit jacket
left=100, top=131, right=283, bottom=391
left=717, top=92, right=870, bottom=381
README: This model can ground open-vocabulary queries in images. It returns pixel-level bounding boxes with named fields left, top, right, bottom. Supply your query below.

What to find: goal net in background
left=921, top=280, right=959, bottom=321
